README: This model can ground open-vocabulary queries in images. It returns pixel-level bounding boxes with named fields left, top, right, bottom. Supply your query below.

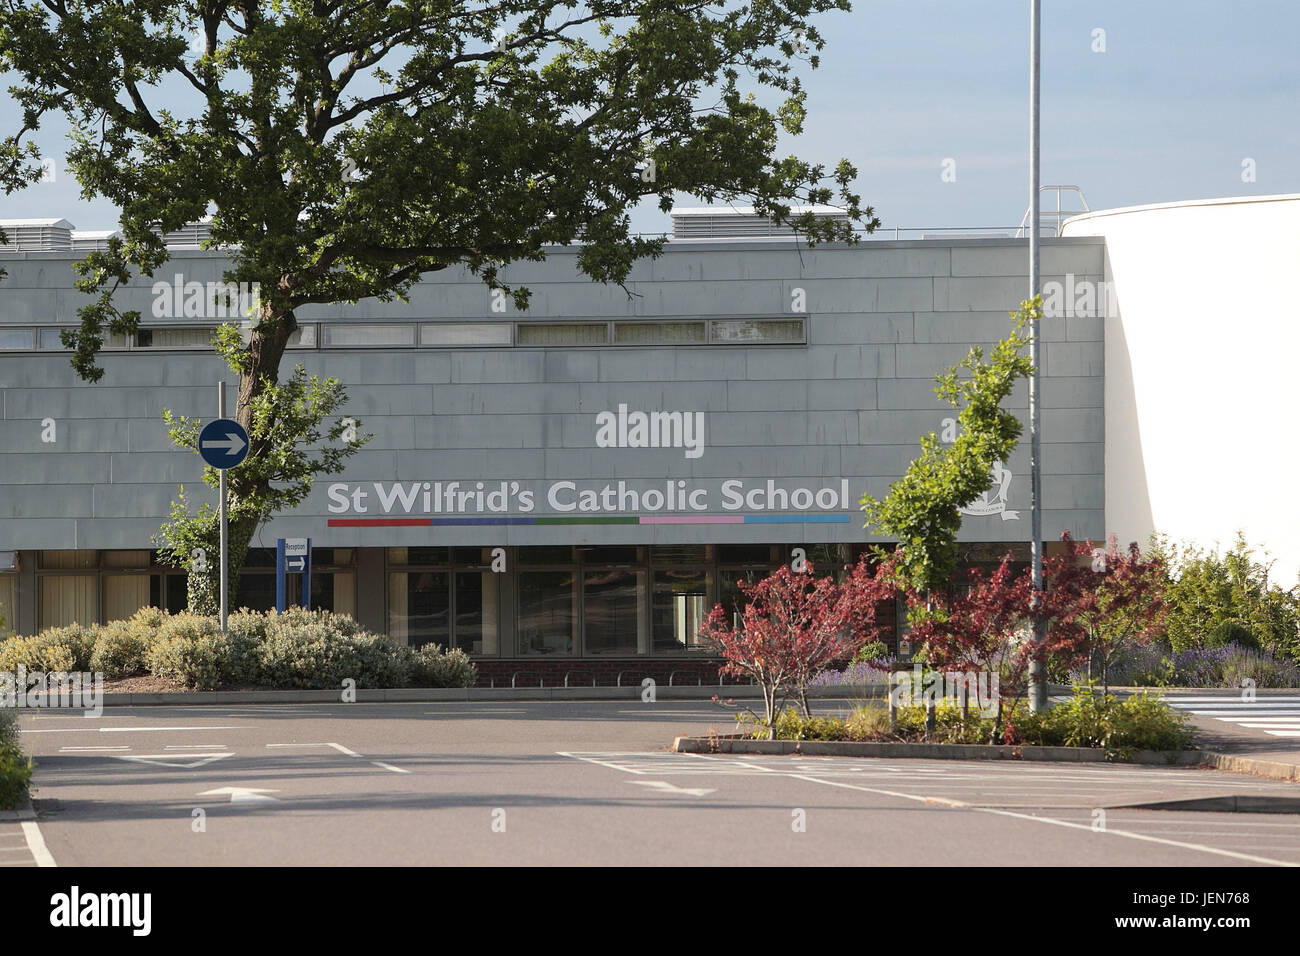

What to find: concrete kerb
left=1116, top=794, right=1300, bottom=814
left=94, top=684, right=775, bottom=706
left=0, top=794, right=37, bottom=823
left=670, top=734, right=1202, bottom=765
left=84, top=680, right=1083, bottom=708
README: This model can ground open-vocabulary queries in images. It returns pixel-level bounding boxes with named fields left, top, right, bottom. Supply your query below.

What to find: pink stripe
left=640, top=515, right=744, bottom=525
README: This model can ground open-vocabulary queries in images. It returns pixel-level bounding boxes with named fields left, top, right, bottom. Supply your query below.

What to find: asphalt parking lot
left=5, top=700, right=1300, bottom=867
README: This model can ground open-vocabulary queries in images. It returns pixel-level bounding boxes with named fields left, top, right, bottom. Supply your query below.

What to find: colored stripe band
left=328, top=513, right=853, bottom=527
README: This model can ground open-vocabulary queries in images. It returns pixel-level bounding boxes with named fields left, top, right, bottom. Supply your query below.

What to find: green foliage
left=0, top=625, right=95, bottom=673
left=851, top=641, right=889, bottom=665
left=0, top=742, right=32, bottom=810
left=0, top=702, right=31, bottom=810
left=862, top=298, right=1039, bottom=596
left=1206, top=620, right=1259, bottom=650
left=1, top=0, right=875, bottom=613
left=89, top=621, right=150, bottom=679
left=1006, top=689, right=1194, bottom=759
left=0, top=608, right=450, bottom=691
left=737, top=689, right=1192, bottom=758
left=1152, top=533, right=1300, bottom=659
left=257, top=612, right=413, bottom=690
left=153, top=367, right=369, bottom=614
left=410, top=644, right=479, bottom=689
left=741, top=700, right=994, bottom=744
left=145, top=614, right=228, bottom=690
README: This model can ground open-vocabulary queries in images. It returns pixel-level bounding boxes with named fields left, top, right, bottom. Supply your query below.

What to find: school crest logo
left=959, top=460, right=1019, bottom=521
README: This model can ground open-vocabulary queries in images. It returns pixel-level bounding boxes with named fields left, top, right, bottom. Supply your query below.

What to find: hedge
left=0, top=607, right=477, bottom=691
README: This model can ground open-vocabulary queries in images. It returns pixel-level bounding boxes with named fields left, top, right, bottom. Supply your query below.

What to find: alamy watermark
left=888, top=664, right=999, bottom=718
left=1, top=666, right=104, bottom=717
left=151, top=274, right=261, bottom=319
left=1041, top=273, right=1118, bottom=319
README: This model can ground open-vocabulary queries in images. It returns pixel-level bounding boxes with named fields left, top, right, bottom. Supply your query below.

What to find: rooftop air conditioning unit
left=71, top=229, right=122, bottom=253
left=669, top=205, right=850, bottom=240
left=0, top=218, right=75, bottom=252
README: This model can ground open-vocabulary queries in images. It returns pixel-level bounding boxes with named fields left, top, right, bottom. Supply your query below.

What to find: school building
left=1, top=194, right=1295, bottom=684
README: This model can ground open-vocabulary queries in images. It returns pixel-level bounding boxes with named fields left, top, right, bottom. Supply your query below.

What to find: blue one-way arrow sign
left=199, top=418, right=250, bottom=469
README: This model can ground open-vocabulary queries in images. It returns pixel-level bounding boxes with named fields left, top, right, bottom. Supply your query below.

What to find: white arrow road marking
left=201, top=432, right=246, bottom=456
left=115, top=752, right=235, bottom=769
left=628, top=780, right=716, bottom=797
left=198, top=787, right=280, bottom=804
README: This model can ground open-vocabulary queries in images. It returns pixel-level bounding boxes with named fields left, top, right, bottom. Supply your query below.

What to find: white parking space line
left=371, top=762, right=409, bottom=774
left=164, top=744, right=227, bottom=750
left=327, top=743, right=363, bottom=758
left=23, top=725, right=241, bottom=734
left=58, top=746, right=130, bottom=752
left=21, top=822, right=56, bottom=867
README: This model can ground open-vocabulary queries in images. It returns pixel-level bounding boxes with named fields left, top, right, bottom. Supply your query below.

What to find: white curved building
left=1062, top=194, right=1300, bottom=586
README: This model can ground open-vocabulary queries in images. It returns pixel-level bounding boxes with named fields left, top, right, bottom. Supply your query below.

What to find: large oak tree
left=1, top=0, right=875, bottom=610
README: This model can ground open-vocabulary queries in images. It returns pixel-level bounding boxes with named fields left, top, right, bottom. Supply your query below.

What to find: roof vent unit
left=670, top=205, right=849, bottom=240
left=71, top=229, right=122, bottom=253
left=156, top=218, right=214, bottom=248
left=0, top=218, right=75, bottom=252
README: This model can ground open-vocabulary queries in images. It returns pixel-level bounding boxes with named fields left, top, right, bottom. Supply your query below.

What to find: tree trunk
left=188, top=305, right=297, bottom=614
left=797, top=684, right=811, bottom=718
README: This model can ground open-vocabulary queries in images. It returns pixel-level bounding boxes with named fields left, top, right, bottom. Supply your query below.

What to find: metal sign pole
left=275, top=538, right=287, bottom=614
left=301, top=538, right=311, bottom=608
left=218, top=381, right=229, bottom=634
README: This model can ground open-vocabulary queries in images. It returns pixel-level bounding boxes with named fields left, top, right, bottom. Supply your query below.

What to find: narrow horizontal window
left=420, top=323, right=513, bottom=347
left=320, top=323, right=417, bottom=348
left=0, top=328, right=35, bottom=350
left=710, top=319, right=805, bottom=344
left=135, top=327, right=214, bottom=348
left=38, top=328, right=70, bottom=350
left=612, top=321, right=707, bottom=345
left=287, top=325, right=317, bottom=348
left=515, top=322, right=609, bottom=346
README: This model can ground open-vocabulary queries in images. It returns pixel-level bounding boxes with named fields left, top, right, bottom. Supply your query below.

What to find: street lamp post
left=1027, top=0, right=1048, bottom=712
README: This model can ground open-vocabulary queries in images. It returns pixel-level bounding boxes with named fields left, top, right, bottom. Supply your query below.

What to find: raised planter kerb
left=671, top=733, right=1203, bottom=765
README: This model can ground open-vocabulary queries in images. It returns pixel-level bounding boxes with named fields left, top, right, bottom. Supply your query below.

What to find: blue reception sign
left=275, top=538, right=311, bottom=613
left=199, top=418, right=250, bottom=470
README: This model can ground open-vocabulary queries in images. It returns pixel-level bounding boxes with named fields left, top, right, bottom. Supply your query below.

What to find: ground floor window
left=0, top=573, right=15, bottom=636
left=386, top=548, right=499, bottom=652
left=517, top=570, right=576, bottom=655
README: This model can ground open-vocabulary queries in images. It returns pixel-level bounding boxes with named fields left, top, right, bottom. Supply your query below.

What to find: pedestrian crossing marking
left=1165, top=697, right=1300, bottom=738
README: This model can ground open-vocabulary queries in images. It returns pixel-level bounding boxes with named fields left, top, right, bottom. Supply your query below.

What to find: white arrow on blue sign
left=287, top=556, right=306, bottom=572
left=199, top=418, right=250, bottom=470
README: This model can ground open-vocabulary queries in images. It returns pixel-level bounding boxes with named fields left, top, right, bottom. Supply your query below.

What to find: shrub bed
left=739, top=690, right=1194, bottom=760
left=1101, top=640, right=1300, bottom=688
left=0, top=708, right=31, bottom=810
left=0, top=607, right=477, bottom=691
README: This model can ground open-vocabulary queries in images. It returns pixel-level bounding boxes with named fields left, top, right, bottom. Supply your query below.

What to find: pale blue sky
left=3, top=0, right=1296, bottom=235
